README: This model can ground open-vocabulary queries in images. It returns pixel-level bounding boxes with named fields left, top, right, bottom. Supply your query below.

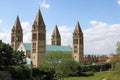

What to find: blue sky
left=0, top=0, right=120, bottom=55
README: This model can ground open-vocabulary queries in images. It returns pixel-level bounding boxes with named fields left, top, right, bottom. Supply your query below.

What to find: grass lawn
left=64, top=71, right=109, bottom=80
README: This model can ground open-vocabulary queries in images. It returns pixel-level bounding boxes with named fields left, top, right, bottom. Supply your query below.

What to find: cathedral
left=11, top=9, right=84, bottom=67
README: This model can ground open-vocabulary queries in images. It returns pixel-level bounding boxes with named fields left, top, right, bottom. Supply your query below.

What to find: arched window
left=18, top=29, right=21, bottom=33
left=12, top=37, right=14, bottom=42
left=73, top=39, right=78, bottom=44
left=39, top=34, right=45, bottom=40
left=32, top=34, right=37, bottom=40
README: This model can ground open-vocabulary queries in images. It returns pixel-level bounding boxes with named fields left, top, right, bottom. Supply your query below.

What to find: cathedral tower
left=51, top=25, right=61, bottom=46
left=11, top=16, right=23, bottom=51
left=31, top=9, right=46, bottom=67
left=72, top=21, right=84, bottom=63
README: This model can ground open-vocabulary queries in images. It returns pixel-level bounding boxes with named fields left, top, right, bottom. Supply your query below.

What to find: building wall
left=31, top=9, right=46, bottom=67
left=72, top=22, right=84, bottom=64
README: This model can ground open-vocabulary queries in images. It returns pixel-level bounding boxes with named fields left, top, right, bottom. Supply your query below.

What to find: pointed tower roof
left=13, top=15, right=22, bottom=30
left=52, top=25, right=60, bottom=37
left=74, top=21, right=82, bottom=33
left=33, top=9, right=45, bottom=26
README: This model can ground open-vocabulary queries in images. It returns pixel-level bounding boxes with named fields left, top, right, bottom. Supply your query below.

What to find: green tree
left=43, top=51, right=81, bottom=79
left=8, top=66, right=30, bottom=80
left=110, top=42, right=120, bottom=69
left=32, top=64, right=53, bottom=80
left=55, top=60, right=81, bottom=77
left=0, top=41, right=26, bottom=69
left=107, top=54, right=120, bottom=80
left=106, top=42, right=120, bottom=80
left=44, top=51, right=73, bottom=63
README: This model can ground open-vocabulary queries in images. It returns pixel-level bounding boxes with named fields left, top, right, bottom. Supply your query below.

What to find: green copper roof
left=46, top=45, right=72, bottom=52
left=23, top=43, right=31, bottom=51
left=23, top=43, right=72, bottom=52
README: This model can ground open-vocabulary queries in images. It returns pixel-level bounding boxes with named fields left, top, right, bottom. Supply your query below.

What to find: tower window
left=32, top=48, right=36, bottom=53
left=74, top=50, right=78, bottom=53
left=33, top=26, right=36, bottom=30
left=12, top=37, right=14, bottom=42
left=73, top=39, right=78, bottom=44
left=32, top=34, right=37, bottom=40
left=52, top=41, right=55, bottom=45
left=74, top=46, right=77, bottom=48
left=57, top=41, right=60, bottom=45
left=18, top=30, right=21, bottom=33
left=41, top=26, right=44, bottom=30
left=33, top=42, right=36, bottom=47
left=16, top=37, right=22, bottom=42
left=39, top=34, right=45, bottom=40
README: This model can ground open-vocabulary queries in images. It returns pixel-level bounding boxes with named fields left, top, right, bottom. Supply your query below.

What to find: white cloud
left=46, top=32, right=52, bottom=45
left=41, top=0, right=50, bottom=9
left=1, top=20, right=120, bottom=55
left=0, top=21, right=31, bottom=43
left=117, top=0, right=120, bottom=6
left=0, top=19, right=10, bottom=43
left=0, top=32, right=10, bottom=43
left=0, top=19, right=3, bottom=25
left=13, top=21, right=120, bottom=55
left=59, top=26, right=73, bottom=46
left=84, top=20, right=120, bottom=55
left=21, top=22, right=31, bottom=43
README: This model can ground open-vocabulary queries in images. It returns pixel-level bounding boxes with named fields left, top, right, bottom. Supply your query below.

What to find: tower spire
left=74, top=21, right=82, bottom=33
left=33, top=9, right=45, bottom=26
left=31, top=9, right=46, bottom=67
left=52, top=25, right=60, bottom=37
left=51, top=25, right=61, bottom=46
left=13, top=15, right=22, bottom=30
left=11, top=16, right=23, bottom=51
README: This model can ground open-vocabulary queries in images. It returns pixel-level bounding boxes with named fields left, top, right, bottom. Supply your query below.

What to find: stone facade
left=11, top=9, right=84, bottom=67
left=72, top=22, right=84, bottom=63
left=31, top=9, right=46, bottom=67
left=51, top=25, right=61, bottom=46
left=17, top=43, right=31, bottom=58
left=11, top=16, right=23, bottom=51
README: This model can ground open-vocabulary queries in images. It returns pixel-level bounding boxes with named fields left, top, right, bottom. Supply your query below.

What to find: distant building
left=11, top=9, right=84, bottom=67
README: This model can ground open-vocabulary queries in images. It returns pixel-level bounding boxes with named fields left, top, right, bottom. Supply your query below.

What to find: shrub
left=32, top=64, right=54, bottom=80
left=81, top=63, right=111, bottom=72
left=8, top=66, right=30, bottom=80
left=55, top=60, right=81, bottom=78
